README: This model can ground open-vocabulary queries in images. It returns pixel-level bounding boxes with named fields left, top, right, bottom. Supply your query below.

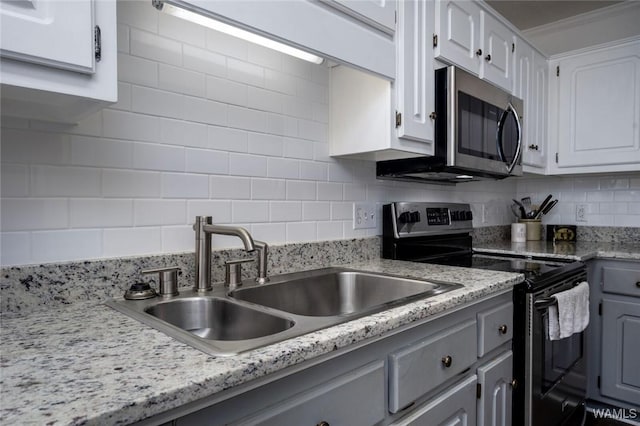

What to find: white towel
left=548, top=281, right=590, bottom=341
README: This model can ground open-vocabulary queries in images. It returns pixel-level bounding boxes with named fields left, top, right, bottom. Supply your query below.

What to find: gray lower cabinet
left=587, top=259, right=640, bottom=409
left=150, top=292, right=514, bottom=426
left=477, top=351, right=513, bottom=426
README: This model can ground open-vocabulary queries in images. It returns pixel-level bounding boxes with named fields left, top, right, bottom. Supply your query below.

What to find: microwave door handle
left=496, top=103, right=523, bottom=174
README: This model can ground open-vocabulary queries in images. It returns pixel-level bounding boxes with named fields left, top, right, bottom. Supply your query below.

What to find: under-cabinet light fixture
left=152, top=1, right=325, bottom=65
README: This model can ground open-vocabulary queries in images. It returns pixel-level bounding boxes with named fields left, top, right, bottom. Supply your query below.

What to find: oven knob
left=410, top=211, right=421, bottom=223
left=399, top=212, right=411, bottom=224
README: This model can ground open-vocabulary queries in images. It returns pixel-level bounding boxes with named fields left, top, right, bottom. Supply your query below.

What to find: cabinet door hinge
left=433, top=34, right=438, bottom=48
left=94, top=25, right=102, bottom=62
left=512, top=43, right=515, bottom=53
left=476, top=383, right=482, bottom=399
left=555, top=152, right=559, bottom=163
left=597, top=375, right=601, bottom=389
left=556, top=65, right=560, bottom=77
left=599, top=302, right=602, bottom=316
left=395, top=111, right=402, bottom=128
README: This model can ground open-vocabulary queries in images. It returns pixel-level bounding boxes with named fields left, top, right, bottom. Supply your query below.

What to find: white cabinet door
left=0, top=0, right=95, bottom=73
left=480, top=11, right=514, bottom=92
left=326, top=0, right=396, bottom=34
left=435, top=0, right=482, bottom=74
left=396, top=0, right=435, bottom=144
left=477, top=351, right=513, bottom=426
left=555, top=39, right=640, bottom=170
left=525, top=50, right=548, bottom=170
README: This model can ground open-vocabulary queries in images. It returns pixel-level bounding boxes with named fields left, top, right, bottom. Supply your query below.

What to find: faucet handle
left=224, top=258, right=254, bottom=287
left=141, top=266, right=180, bottom=297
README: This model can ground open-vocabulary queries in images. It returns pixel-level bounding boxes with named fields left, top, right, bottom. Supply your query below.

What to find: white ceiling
left=486, top=1, right=623, bottom=30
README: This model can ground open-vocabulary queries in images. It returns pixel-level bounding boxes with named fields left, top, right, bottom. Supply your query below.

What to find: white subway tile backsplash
left=282, top=56, right=313, bottom=80
left=185, top=148, right=229, bottom=174
left=187, top=200, right=232, bottom=223
left=117, top=24, right=130, bottom=54
left=206, top=75, right=248, bottom=107
left=159, top=64, right=206, bottom=97
left=248, top=44, right=283, bottom=71
left=630, top=177, right=640, bottom=188
left=1, top=199, right=68, bottom=231
left=228, top=106, right=267, bottom=133
left=286, top=222, right=317, bottom=242
left=614, top=190, right=640, bottom=202
left=284, top=138, right=314, bottom=159
left=103, top=227, right=162, bottom=257
left=161, top=225, right=194, bottom=253
left=599, top=202, right=628, bottom=215
left=227, top=58, right=265, bottom=88
left=232, top=201, right=269, bottom=223
left=614, top=215, right=640, bottom=226
left=70, top=199, right=133, bottom=228
left=132, top=86, right=184, bottom=118
left=229, top=153, right=267, bottom=177
left=270, top=201, right=302, bottom=222
left=134, top=200, right=186, bottom=226
left=102, top=170, right=162, bottom=198
left=103, top=110, right=160, bottom=142
left=264, top=69, right=296, bottom=96
left=134, top=143, right=185, bottom=171
left=210, top=176, right=251, bottom=199
left=208, top=125, right=248, bottom=152
left=183, top=44, right=226, bottom=78
left=599, top=178, right=629, bottom=190
left=182, top=96, right=227, bottom=126
left=586, top=191, right=614, bottom=202
left=251, top=178, right=286, bottom=200
left=299, top=161, right=328, bottom=181
left=118, top=53, right=158, bottom=87
left=248, top=133, right=283, bottom=157
left=30, top=166, right=101, bottom=197
left=317, top=182, right=343, bottom=201
left=131, top=29, right=182, bottom=66
left=248, top=87, right=284, bottom=114
left=117, top=0, right=158, bottom=33
left=331, top=202, right=352, bottom=220
left=316, top=221, right=343, bottom=241
left=328, top=163, right=354, bottom=183
left=286, top=181, right=316, bottom=200
left=112, top=83, right=133, bottom=111
left=158, top=12, right=206, bottom=48
left=298, top=119, right=327, bottom=142
left=1, top=164, right=29, bottom=197
left=343, top=184, right=367, bottom=201
left=0, top=232, right=30, bottom=266
left=283, top=97, right=314, bottom=120
left=206, top=29, right=248, bottom=61
left=251, top=223, right=286, bottom=244
left=32, top=230, right=102, bottom=263
left=267, top=158, right=299, bottom=179
left=1, top=129, right=70, bottom=165
left=162, top=173, right=209, bottom=199
left=160, top=119, right=208, bottom=148
left=302, top=202, right=331, bottom=221
left=296, top=78, right=327, bottom=104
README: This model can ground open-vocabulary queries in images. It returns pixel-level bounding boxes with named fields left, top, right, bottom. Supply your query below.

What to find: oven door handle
left=534, top=297, right=557, bottom=310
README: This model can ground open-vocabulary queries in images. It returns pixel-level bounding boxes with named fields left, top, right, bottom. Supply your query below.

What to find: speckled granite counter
left=473, top=240, right=640, bottom=261
left=0, top=259, right=522, bottom=425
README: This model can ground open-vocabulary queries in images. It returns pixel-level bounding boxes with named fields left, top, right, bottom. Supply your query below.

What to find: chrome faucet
left=193, top=216, right=268, bottom=291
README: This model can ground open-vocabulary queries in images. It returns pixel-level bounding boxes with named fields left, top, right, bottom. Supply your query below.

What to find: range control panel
left=383, top=202, right=473, bottom=238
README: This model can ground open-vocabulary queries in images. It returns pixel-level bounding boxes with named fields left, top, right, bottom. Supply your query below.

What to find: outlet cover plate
left=353, top=203, right=377, bottom=230
left=576, top=204, right=588, bottom=222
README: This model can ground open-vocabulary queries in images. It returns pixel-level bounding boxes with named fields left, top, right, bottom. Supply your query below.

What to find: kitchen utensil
left=521, top=197, right=532, bottom=209
left=512, top=199, right=527, bottom=219
left=533, top=194, right=554, bottom=219
left=542, top=199, right=558, bottom=215
left=511, top=204, right=522, bottom=219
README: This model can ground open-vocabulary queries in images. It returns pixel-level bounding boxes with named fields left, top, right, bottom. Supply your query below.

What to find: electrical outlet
left=353, top=203, right=377, bottom=230
left=576, top=204, right=588, bottom=222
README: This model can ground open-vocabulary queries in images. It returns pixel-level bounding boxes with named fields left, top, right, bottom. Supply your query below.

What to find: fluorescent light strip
left=160, top=3, right=325, bottom=65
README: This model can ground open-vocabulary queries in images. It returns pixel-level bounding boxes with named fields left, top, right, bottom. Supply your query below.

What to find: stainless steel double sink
left=107, top=267, right=462, bottom=356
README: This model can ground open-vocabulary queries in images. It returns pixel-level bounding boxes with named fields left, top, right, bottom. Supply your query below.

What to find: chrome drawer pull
left=499, top=324, right=508, bottom=334
left=441, top=355, right=453, bottom=368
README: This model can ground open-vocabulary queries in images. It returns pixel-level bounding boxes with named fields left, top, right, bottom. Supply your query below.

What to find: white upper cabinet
left=0, top=0, right=95, bottom=73
left=549, top=37, right=640, bottom=173
left=480, top=10, right=514, bottom=92
left=434, top=0, right=482, bottom=74
left=0, top=0, right=117, bottom=123
left=322, top=0, right=396, bottom=35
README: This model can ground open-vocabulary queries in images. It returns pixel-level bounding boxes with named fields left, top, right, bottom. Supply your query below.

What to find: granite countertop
left=0, top=259, right=523, bottom=425
left=473, top=240, right=640, bottom=261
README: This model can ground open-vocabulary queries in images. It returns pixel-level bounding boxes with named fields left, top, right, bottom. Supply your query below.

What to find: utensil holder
left=519, top=219, right=542, bottom=241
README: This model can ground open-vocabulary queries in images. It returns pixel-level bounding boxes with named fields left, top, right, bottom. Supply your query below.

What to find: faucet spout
left=202, top=224, right=256, bottom=252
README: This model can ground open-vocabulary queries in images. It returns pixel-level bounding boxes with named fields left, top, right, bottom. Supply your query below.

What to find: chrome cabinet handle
left=528, top=144, right=539, bottom=150
left=476, top=49, right=483, bottom=56
left=499, top=324, right=508, bottom=335
left=442, top=355, right=453, bottom=368
left=511, top=379, right=518, bottom=389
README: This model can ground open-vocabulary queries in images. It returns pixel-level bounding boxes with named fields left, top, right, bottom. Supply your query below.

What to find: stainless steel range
left=382, top=202, right=588, bottom=426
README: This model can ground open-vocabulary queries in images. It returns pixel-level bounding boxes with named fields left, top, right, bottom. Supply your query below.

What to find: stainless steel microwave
left=377, top=66, right=523, bottom=184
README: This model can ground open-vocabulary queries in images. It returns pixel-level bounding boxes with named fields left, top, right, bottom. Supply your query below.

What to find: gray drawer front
left=477, top=302, right=513, bottom=357
left=388, top=320, right=477, bottom=413
left=390, top=374, right=478, bottom=426
left=232, top=361, right=386, bottom=426
left=603, top=266, right=640, bottom=298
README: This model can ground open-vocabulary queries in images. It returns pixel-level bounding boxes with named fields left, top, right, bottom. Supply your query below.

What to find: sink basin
left=107, top=267, right=462, bottom=356
left=229, top=270, right=457, bottom=316
left=145, top=298, right=294, bottom=340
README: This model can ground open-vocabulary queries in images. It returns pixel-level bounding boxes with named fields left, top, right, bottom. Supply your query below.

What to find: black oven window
left=457, top=91, right=519, bottom=163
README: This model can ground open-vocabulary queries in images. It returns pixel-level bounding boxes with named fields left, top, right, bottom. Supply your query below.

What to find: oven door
left=524, top=283, right=587, bottom=426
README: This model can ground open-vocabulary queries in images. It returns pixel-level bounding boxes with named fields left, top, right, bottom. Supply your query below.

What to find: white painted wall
left=0, top=1, right=517, bottom=267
